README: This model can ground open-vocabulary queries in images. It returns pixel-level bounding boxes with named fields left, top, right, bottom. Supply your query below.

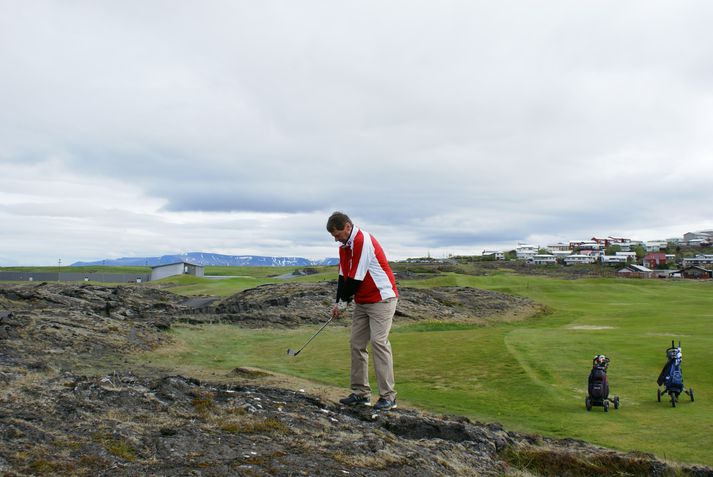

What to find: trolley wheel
left=613, top=396, right=620, bottom=409
left=689, top=388, right=694, bottom=402
left=671, top=393, right=677, bottom=408
left=604, top=400, right=609, bottom=412
left=585, top=397, right=592, bottom=411
left=657, top=389, right=661, bottom=402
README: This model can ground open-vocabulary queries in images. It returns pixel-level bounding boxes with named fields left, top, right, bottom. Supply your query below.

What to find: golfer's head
left=327, top=211, right=352, bottom=244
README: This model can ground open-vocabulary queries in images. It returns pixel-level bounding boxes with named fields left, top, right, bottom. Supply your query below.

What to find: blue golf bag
left=657, top=341, right=694, bottom=407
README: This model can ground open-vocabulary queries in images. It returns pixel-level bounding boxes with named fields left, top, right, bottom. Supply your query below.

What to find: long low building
left=150, top=262, right=205, bottom=281
left=0, top=261, right=205, bottom=283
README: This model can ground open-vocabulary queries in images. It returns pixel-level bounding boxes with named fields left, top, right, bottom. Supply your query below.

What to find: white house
left=682, top=255, right=713, bottom=267
left=564, top=254, right=596, bottom=265
left=529, top=254, right=557, bottom=265
left=482, top=250, right=505, bottom=260
left=516, top=244, right=537, bottom=261
left=569, top=240, right=601, bottom=251
left=600, top=255, right=628, bottom=265
left=615, top=251, right=637, bottom=261
left=646, top=241, right=668, bottom=252
left=546, top=243, right=570, bottom=252
left=551, top=250, right=573, bottom=260
left=150, top=262, right=205, bottom=281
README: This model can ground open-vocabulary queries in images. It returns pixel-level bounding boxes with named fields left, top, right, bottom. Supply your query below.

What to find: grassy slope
left=141, top=269, right=713, bottom=466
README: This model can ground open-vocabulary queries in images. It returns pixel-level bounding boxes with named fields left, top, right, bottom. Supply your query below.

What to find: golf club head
left=287, top=348, right=300, bottom=357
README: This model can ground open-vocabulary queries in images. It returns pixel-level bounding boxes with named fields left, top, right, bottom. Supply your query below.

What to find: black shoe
left=374, top=397, right=397, bottom=410
left=339, top=393, right=371, bottom=406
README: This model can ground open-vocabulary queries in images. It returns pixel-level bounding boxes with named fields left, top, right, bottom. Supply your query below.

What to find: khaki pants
left=349, top=297, right=397, bottom=401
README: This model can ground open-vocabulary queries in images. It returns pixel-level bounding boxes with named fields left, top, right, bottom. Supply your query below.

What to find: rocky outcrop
left=210, top=281, right=539, bottom=328
left=1, top=282, right=711, bottom=476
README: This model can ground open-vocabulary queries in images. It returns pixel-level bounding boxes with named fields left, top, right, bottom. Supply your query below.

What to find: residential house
left=600, top=255, right=628, bottom=265
left=551, top=250, right=574, bottom=261
left=546, top=242, right=571, bottom=252
left=564, top=254, right=596, bottom=265
left=617, top=264, right=652, bottom=278
left=682, top=255, right=713, bottom=267
left=482, top=250, right=505, bottom=260
left=683, top=231, right=713, bottom=246
left=646, top=241, right=668, bottom=252
left=643, top=252, right=667, bottom=269
left=516, top=244, right=537, bottom=261
left=570, top=240, right=602, bottom=252
left=615, top=251, right=637, bottom=262
left=680, top=266, right=713, bottom=279
left=529, top=254, right=557, bottom=265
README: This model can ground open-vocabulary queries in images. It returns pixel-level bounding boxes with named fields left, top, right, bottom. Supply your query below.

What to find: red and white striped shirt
left=339, top=226, right=398, bottom=304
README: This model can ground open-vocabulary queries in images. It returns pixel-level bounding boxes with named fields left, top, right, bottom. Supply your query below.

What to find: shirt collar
left=342, top=225, right=359, bottom=248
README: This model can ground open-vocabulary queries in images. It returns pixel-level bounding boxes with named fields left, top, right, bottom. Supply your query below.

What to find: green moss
left=92, top=433, right=136, bottom=462
left=191, top=390, right=216, bottom=416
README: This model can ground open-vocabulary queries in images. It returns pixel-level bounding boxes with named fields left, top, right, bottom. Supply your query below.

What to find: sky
left=1, top=1, right=712, bottom=266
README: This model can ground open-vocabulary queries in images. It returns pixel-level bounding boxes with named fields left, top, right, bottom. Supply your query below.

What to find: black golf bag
left=657, top=341, right=694, bottom=407
left=585, top=354, right=620, bottom=412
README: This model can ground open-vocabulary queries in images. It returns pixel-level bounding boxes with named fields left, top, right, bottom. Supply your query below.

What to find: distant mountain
left=70, top=252, right=339, bottom=267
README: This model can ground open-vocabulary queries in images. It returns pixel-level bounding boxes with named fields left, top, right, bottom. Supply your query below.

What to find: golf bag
left=585, top=354, right=619, bottom=412
left=657, top=341, right=694, bottom=407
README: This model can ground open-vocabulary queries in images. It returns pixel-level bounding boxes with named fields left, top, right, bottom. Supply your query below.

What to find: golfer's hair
left=326, top=211, right=352, bottom=232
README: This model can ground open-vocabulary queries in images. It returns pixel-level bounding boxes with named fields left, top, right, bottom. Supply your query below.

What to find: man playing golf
left=326, top=211, right=399, bottom=411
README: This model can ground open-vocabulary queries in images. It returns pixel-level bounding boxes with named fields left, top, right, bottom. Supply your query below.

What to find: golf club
left=287, top=316, right=334, bottom=356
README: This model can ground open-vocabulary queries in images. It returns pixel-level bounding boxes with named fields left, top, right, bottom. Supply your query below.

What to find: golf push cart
left=657, top=340, right=694, bottom=407
left=585, top=354, right=620, bottom=412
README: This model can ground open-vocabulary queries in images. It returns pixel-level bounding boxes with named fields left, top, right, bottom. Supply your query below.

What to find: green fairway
left=142, top=272, right=713, bottom=466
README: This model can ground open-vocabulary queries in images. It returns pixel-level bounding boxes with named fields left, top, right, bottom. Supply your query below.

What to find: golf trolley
left=585, top=354, right=620, bottom=412
left=657, top=340, right=694, bottom=407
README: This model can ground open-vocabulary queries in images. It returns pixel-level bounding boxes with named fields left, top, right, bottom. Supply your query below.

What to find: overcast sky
left=1, top=1, right=712, bottom=266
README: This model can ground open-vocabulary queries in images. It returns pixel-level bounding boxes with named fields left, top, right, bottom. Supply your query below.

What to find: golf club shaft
left=294, top=316, right=333, bottom=354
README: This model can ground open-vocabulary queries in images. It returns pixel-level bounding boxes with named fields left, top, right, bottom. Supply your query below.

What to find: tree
left=605, top=244, right=622, bottom=255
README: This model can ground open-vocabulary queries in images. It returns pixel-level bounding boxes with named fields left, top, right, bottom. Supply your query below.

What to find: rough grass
left=138, top=271, right=713, bottom=467
left=501, top=445, right=689, bottom=477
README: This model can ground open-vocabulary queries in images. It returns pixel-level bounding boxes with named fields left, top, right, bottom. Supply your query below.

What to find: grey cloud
left=2, top=1, right=713, bottom=264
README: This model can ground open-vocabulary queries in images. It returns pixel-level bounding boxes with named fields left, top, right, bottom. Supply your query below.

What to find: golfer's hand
left=332, top=302, right=348, bottom=319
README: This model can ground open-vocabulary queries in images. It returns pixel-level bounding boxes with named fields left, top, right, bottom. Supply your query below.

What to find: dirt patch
left=568, top=325, right=615, bottom=330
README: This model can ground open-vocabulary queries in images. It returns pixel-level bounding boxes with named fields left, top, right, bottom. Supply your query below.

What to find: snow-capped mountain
left=70, top=252, right=339, bottom=267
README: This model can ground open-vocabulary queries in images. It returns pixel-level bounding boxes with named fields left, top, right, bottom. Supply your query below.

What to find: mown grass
left=140, top=270, right=713, bottom=466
